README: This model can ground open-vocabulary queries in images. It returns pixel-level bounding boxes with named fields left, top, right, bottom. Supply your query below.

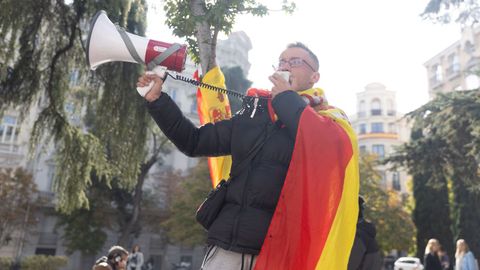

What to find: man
left=348, top=196, right=382, bottom=270
left=138, top=42, right=358, bottom=270
left=92, top=246, right=129, bottom=270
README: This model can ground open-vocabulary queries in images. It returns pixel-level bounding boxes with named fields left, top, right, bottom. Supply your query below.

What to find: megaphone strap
left=147, top=43, right=182, bottom=71
left=115, top=25, right=144, bottom=65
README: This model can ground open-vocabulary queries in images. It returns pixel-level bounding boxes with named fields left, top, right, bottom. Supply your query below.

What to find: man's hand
left=269, top=72, right=292, bottom=98
left=137, top=74, right=164, bottom=102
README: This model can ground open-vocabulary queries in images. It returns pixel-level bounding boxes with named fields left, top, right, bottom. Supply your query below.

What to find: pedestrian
left=348, top=196, right=382, bottom=270
left=438, top=245, right=451, bottom=270
left=127, top=244, right=144, bottom=270
left=455, top=239, right=478, bottom=270
left=138, top=42, right=358, bottom=270
left=425, top=238, right=442, bottom=270
left=92, top=245, right=129, bottom=270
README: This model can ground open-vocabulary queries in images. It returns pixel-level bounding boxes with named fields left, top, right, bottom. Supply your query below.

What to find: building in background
left=350, top=82, right=411, bottom=194
left=216, top=31, right=252, bottom=78
left=0, top=31, right=252, bottom=270
left=424, top=26, right=480, bottom=99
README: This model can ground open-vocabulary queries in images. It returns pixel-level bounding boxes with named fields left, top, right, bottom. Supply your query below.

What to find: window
left=359, top=145, right=367, bottom=154
left=387, top=99, right=395, bottom=116
left=0, top=116, right=20, bottom=144
left=447, top=53, right=460, bottom=75
left=371, top=122, right=384, bottom=133
left=35, top=248, right=56, bottom=256
left=358, top=100, right=366, bottom=117
left=392, top=172, right=401, bottom=191
left=372, top=144, right=385, bottom=159
left=370, top=99, right=382, bottom=116
left=379, top=171, right=387, bottom=188
left=359, top=123, right=367, bottom=134
left=435, top=64, right=443, bottom=82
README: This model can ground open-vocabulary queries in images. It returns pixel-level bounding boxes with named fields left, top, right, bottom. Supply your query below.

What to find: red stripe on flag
left=254, top=107, right=353, bottom=270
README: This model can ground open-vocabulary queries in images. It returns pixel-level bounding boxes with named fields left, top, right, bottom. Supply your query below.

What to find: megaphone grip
left=137, top=66, right=167, bottom=97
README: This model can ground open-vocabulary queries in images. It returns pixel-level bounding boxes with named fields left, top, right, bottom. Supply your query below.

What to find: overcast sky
left=146, top=0, right=461, bottom=116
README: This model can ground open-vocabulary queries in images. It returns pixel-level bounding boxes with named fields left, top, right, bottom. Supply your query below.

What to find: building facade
left=216, top=31, right=252, bottom=77
left=424, top=26, right=480, bottom=99
left=350, top=83, right=411, bottom=194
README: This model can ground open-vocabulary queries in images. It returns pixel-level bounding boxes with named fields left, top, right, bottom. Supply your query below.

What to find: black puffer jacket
left=147, top=90, right=307, bottom=254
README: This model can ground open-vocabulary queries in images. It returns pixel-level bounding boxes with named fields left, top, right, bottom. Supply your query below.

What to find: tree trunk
left=190, top=0, right=216, bottom=74
left=117, top=154, right=159, bottom=246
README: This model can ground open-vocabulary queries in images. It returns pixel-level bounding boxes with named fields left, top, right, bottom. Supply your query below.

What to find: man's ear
left=310, top=72, right=320, bottom=84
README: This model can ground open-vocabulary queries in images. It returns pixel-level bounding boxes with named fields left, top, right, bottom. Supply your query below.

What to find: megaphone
left=86, top=10, right=187, bottom=96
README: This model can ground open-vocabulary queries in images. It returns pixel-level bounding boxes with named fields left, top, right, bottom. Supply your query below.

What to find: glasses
left=277, top=57, right=316, bottom=71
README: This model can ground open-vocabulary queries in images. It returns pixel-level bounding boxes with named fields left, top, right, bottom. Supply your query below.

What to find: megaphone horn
left=86, top=10, right=187, bottom=95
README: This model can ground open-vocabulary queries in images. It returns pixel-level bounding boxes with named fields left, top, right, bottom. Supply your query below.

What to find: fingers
left=136, top=74, right=163, bottom=87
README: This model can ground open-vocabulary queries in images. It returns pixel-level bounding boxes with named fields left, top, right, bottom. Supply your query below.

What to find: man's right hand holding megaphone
left=136, top=70, right=166, bottom=102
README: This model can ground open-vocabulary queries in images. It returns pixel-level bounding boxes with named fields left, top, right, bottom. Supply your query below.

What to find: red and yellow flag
left=196, top=66, right=232, bottom=187
left=254, top=105, right=359, bottom=270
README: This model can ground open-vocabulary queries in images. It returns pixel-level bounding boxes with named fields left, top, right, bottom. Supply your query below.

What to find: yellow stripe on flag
left=315, top=110, right=359, bottom=270
left=196, top=66, right=232, bottom=187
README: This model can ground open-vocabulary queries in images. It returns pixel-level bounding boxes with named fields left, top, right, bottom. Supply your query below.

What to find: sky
left=146, top=0, right=461, bottom=116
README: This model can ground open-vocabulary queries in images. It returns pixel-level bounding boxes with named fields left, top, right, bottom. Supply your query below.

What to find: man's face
left=278, top=47, right=320, bottom=91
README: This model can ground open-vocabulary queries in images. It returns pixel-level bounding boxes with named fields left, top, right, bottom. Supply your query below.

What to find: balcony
left=370, top=109, right=382, bottom=116
left=358, top=132, right=399, bottom=140
left=387, top=110, right=396, bottom=116
left=446, top=65, right=461, bottom=80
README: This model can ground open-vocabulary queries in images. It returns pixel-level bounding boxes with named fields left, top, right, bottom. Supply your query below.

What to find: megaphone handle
left=136, top=66, right=167, bottom=97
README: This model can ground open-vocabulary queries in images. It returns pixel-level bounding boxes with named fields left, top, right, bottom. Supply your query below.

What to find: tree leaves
left=0, top=168, right=38, bottom=248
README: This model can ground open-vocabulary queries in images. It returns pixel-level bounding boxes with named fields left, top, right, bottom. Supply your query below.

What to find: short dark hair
left=287, top=42, right=319, bottom=71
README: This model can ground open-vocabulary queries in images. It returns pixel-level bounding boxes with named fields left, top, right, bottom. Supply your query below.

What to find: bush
left=0, top=257, right=13, bottom=269
left=20, top=255, right=68, bottom=270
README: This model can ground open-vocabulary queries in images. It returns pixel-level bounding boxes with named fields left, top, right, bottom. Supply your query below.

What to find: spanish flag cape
left=198, top=67, right=359, bottom=269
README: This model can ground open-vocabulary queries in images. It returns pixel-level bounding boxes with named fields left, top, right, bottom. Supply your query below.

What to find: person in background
left=425, top=238, right=443, bottom=270
left=348, top=196, right=382, bottom=270
left=455, top=239, right=478, bottom=270
left=127, top=244, right=144, bottom=270
left=438, top=245, right=451, bottom=270
left=92, top=245, right=129, bottom=270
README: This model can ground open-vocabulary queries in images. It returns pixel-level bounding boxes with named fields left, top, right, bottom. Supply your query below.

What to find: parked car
left=394, top=257, right=424, bottom=270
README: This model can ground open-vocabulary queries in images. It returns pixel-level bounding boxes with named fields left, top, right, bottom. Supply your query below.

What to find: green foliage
left=412, top=170, right=454, bottom=259
left=0, top=0, right=152, bottom=214
left=422, top=0, right=480, bottom=24
left=163, top=0, right=293, bottom=65
left=387, top=90, right=480, bottom=257
left=359, top=154, right=416, bottom=254
left=164, top=0, right=264, bottom=64
left=0, top=168, right=38, bottom=248
left=20, top=255, right=68, bottom=270
left=222, top=65, right=252, bottom=113
left=56, top=184, right=111, bottom=255
left=162, top=158, right=211, bottom=246
left=0, top=257, right=13, bottom=269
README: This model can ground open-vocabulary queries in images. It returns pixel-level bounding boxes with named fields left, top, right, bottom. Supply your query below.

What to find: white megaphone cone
left=86, top=10, right=187, bottom=96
